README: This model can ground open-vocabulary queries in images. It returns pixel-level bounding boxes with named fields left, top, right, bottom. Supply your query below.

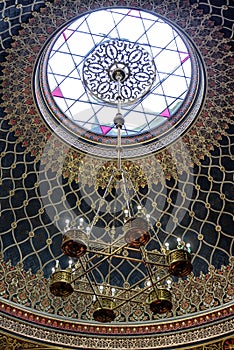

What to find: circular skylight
left=35, top=8, right=205, bottom=158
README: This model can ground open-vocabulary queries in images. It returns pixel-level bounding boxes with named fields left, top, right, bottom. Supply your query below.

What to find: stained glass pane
left=46, top=8, right=193, bottom=138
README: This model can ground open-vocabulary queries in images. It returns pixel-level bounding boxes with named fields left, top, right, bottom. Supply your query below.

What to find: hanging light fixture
left=49, top=40, right=193, bottom=322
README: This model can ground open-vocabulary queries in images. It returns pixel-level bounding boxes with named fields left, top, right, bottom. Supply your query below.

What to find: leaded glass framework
left=35, top=7, right=205, bottom=157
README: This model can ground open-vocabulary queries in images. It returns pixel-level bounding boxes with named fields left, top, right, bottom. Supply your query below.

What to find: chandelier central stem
left=117, top=123, right=122, bottom=171
left=113, top=70, right=125, bottom=171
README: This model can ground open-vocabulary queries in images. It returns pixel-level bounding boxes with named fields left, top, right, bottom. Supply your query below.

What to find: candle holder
left=124, top=216, right=150, bottom=247
left=49, top=269, right=74, bottom=297
left=148, top=288, right=172, bottom=314
left=167, top=249, right=192, bottom=277
left=93, top=298, right=116, bottom=323
left=62, top=228, right=87, bottom=258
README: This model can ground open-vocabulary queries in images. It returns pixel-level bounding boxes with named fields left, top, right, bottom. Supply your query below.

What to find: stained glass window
left=46, top=8, right=192, bottom=138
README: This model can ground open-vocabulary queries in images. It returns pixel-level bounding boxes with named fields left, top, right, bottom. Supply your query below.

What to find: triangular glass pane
left=146, top=22, right=174, bottom=48
left=160, top=108, right=170, bottom=118
left=86, top=10, right=118, bottom=41
left=67, top=32, right=94, bottom=56
left=100, top=125, right=113, bottom=135
left=182, top=59, right=192, bottom=77
left=180, top=53, right=190, bottom=65
left=59, top=77, right=85, bottom=100
left=62, top=29, right=75, bottom=41
left=49, top=52, right=75, bottom=76
left=70, top=103, right=95, bottom=124
left=155, top=49, right=181, bottom=73
left=52, top=86, right=63, bottom=98
left=53, top=97, right=68, bottom=112
left=162, top=75, right=187, bottom=98
left=47, top=73, right=58, bottom=91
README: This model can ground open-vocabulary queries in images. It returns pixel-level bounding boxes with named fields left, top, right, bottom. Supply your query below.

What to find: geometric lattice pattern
left=0, top=0, right=234, bottom=349
left=47, top=9, right=191, bottom=137
left=0, top=121, right=233, bottom=281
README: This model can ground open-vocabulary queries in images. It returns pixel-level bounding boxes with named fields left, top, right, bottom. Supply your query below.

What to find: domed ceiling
left=0, top=0, right=233, bottom=349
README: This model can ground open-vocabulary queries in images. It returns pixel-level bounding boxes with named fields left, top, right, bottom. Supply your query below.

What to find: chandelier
left=49, top=40, right=193, bottom=323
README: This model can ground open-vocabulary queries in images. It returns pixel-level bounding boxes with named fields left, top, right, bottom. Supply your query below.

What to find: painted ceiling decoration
left=0, top=0, right=233, bottom=349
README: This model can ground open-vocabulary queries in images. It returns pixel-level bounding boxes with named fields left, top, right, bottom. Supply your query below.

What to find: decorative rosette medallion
left=83, top=40, right=156, bottom=104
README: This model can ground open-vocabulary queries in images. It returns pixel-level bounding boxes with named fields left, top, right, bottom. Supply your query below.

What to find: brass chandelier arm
left=77, top=256, right=103, bottom=308
left=72, top=242, right=169, bottom=267
left=112, top=273, right=172, bottom=311
left=72, top=270, right=172, bottom=308
left=72, top=287, right=145, bottom=305
left=85, top=249, right=169, bottom=267
left=87, top=171, right=116, bottom=236
left=70, top=243, right=128, bottom=284
left=120, top=168, right=131, bottom=215
left=140, top=246, right=160, bottom=299
left=126, top=246, right=165, bottom=257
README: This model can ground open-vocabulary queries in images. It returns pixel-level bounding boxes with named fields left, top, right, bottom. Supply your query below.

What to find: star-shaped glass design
left=46, top=8, right=192, bottom=138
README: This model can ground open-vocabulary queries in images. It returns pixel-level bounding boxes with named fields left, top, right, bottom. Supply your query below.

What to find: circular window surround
left=34, top=7, right=206, bottom=159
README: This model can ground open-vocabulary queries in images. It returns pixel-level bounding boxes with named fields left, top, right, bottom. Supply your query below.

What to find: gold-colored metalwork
left=148, top=288, right=172, bottom=314
left=62, top=229, right=87, bottom=258
left=124, top=217, right=150, bottom=247
left=93, top=298, right=116, bottom=323
left=167, top=249, right=192, bottom=277
left=49, top=270, right=74, bottom=297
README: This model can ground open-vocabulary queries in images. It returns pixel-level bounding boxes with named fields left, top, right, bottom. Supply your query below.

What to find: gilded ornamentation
left=0, top=0, right=234, bottom=348
left=0, top=310, right=233, bottom=349
left=0, top=257, right=233, bottom=323
left=1, top=0, right=233, bottom=184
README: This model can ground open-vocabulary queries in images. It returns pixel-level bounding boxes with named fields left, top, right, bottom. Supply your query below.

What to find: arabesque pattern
left=0, top=0, right=233, bottom=349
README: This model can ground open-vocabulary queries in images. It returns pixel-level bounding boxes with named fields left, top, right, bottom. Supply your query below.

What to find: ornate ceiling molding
left=0, top=300, right=233, bottom=349
left=1, top=0, right=233, bottom=184
left=0, top=0, right=233, bottom=348
left=0, top=257, right=233, bottom=340
left=0, top=333, right=234, bottom=350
